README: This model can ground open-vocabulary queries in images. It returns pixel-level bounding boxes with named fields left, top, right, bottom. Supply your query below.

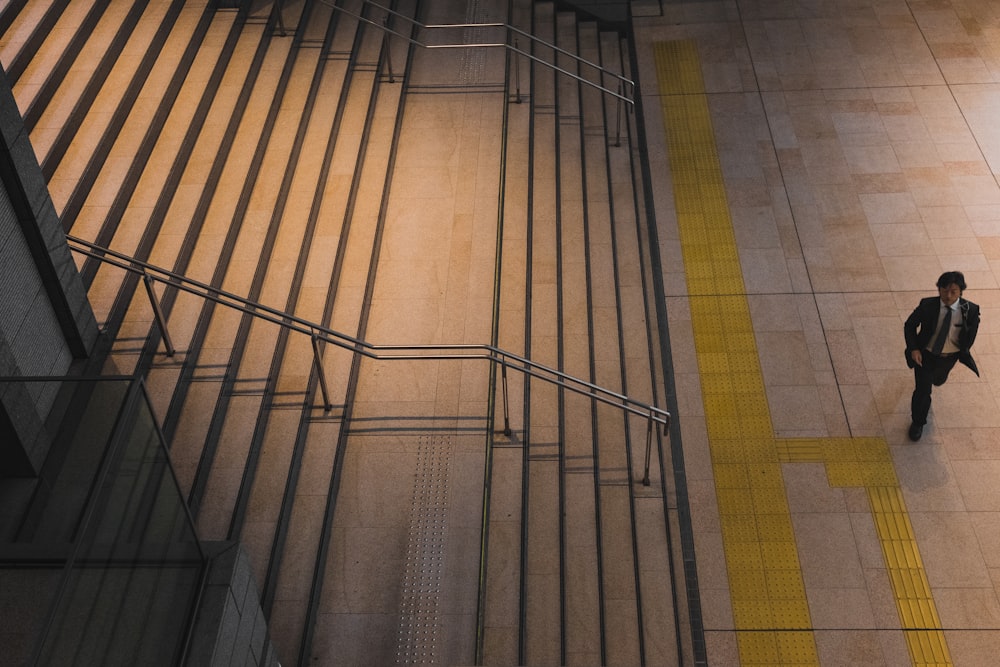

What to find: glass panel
left=25, top=379, right=131, bottom=543
left=0, top=378, right=205, bottom=667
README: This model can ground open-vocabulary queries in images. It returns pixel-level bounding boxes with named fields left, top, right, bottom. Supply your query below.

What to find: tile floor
left=632, top=0, right=1000, bottom=663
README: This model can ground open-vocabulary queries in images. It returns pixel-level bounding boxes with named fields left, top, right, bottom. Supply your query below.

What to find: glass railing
left=0, top=377, right=205, bottom=667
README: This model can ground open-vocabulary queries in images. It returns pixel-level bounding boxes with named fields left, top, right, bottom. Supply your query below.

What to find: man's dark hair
left=937, top=270, right=967, bottom=291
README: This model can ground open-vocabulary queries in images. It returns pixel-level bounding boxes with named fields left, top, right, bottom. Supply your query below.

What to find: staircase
left=0, top=0, right=695, bottom=664
left=484, top=2, right=689, bottom=664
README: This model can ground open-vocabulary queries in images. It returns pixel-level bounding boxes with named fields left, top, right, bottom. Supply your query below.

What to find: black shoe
left=908, top=423, right=923, bottom=441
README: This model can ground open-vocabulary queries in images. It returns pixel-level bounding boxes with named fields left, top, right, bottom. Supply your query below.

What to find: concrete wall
left=0, top=65, right=98, bottom=475
left=187, top=542, right=282, bottom=667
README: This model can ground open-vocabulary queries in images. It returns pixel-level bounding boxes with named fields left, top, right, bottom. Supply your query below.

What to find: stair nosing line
left=57, top=0, right=185, bottom=231
left=98, top=8, right=248, bottom=363
left=22, top=0, right=111, bottom=132
left=4, top=0, right=68, bottom=85
left=80, top=2, right=222, bottom=300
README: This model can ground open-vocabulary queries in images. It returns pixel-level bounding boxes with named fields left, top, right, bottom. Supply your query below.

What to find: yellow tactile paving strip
left=654, top=40, right=952, bottom=666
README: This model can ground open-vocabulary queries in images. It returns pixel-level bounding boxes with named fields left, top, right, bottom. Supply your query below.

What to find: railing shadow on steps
left=67, top=235, right=669, bottom=485
left=314, top=0, right=634, bottom=135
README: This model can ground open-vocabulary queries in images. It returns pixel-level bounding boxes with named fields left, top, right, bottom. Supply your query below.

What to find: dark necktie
left=931, top=306, right=952, bottom=355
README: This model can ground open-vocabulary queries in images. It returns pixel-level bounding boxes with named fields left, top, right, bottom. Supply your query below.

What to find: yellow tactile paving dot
left=654, top=39, right=953, bottom=666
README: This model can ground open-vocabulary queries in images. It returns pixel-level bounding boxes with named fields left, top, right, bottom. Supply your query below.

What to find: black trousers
left=911, top=352, right=960, bottom=426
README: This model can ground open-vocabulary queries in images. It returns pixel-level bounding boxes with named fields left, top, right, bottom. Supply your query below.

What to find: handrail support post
left=501, top=358, right=511, bottom=436
left=143, top=273, right=175, bottom=357
left=311, top=332, right=333, bottom=412
left=514, top=37, right=521, bottom=104
left=273, top=0, right=287, bottom=37
left=615, top=83, right=623, bottom=147
left=383, top=15, right=395, bottom=83
left=642, top=413, right=654, bottom=486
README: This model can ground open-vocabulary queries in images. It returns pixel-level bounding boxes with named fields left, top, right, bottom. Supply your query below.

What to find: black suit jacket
left=904, top=296, right=980, bottom=376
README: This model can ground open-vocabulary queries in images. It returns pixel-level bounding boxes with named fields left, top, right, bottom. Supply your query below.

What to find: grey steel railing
left=68, top=236, right=668, bottom=484
left=317, top=0, right=634, bottom=108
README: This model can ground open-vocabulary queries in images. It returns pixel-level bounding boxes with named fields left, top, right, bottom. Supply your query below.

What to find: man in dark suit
left=904, top=271, right=980, bottom=441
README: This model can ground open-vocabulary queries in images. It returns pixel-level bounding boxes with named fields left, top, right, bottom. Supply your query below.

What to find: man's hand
left=910, top=349, right=923, bottom=367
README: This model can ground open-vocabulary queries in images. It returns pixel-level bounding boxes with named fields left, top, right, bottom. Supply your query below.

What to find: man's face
left=939, top=283, right=962, bottom=306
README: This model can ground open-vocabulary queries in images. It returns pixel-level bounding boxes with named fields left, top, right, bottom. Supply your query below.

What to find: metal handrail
left=68, top=236, right=668, bottom=483
left=315, top=0, right=635, bottom=106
